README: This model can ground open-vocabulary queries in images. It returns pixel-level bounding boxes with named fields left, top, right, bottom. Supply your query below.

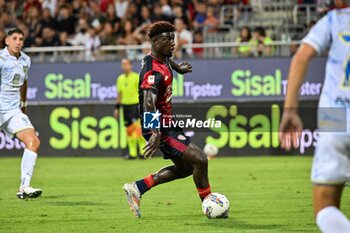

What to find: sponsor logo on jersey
left=147, top=75, right=155, bottom=84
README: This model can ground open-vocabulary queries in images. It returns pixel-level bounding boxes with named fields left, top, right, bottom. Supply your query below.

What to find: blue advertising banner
left=26, top=57, right=326, bottom=103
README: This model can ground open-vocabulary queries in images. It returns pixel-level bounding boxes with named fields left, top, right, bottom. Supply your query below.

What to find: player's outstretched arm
left=143, top=90, right=161, bottom=159
left=170, top=59, right=192, bottom=74
left=279, top=43, right=317, bottom=150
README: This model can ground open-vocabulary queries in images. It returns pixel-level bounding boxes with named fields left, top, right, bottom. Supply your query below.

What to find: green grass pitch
left=1, top=156, right=350, bottom=233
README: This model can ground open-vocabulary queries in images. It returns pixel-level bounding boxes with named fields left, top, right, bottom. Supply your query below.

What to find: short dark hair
left=7, top=28, right=24, bottom=36
left=254, top=26, right=266, bottom=37
left=148, top=21, right=175, bottom=39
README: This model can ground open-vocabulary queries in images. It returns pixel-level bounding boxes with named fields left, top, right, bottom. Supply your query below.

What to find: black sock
left=135, top=179, right=150, bottom=195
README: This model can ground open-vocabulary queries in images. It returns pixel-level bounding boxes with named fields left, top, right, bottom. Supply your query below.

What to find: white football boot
left=123, top=182, right=142, bottom=218
left=17, top=187, right=42, bottom=199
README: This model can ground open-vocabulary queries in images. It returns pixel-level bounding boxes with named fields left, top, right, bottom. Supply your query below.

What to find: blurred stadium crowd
left=0, top=0, right=347, bottom=60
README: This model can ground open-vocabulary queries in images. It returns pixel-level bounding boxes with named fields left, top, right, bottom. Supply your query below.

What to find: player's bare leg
left=16, top=129, right=42, bottom=199
left=16, top=129, right=40, bottom=153
left=152, top=157, right=194, bottom=184
left=313, top=184, right=350, bottom=232
left=181, top=143, right=211, bottom=200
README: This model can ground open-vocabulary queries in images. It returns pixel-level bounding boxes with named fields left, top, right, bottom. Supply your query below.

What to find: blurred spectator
left=70, top=18, right=90, bottom=45
left=105, top=3, right=120, bottom=24
left=24, top=0, right=42, bottom=14
left=252, top=26, right=274, bottom=56
left=25, top=6, right=41, bottom=38
left=39, top=8, right=58, bottom=33
left=85, top=28, right=101, bottom=61
left=58, top=32, right=72, bottom=46
left=100, top=0, right=114, bottom=12
left=115, top=0, right=129, bottom=19
left=118, top=19, right=142, bottom=60
left=57, top=4, right=77, bottom=35
left=100, top=22, right=117, bottom=45
left=40, top=27, right=60, bottom=46
left=140, top=5, right=152, bottom=25
left=6, top=0, right=18, bottom=16
left=134, top=22, right=151, bottom=41
left=42, top=0, right=58, bottom=17
left=234, top=26, right=255, bottom=57
left=193, top=2, right=207, bottom=30
left=180, top=0, right=196, bottom=22
left=160, top=0, right=173, bottom=16
left=207, top=0, right=222, bottom=16
left=204, top=6, right=219, bottom=32
left=0, top=0, right=6, bottom=14
left=0, top=11, right=16, bottom=32
left=89, top=1, right=106, bottom=32
left=124, top=2, right=140, bottom=26
left=192, top=30, right=204, bottom=58
left=118, top=19, right=141, bottom=45
left=0, top=30, right=5, bottom=48
left=151, top=3, right=173, bottom=23
left=17, top=22, right=36, bottom=47
left=112, top=19, right=122, bottom=38
left=172, top=4, right=190, bottom=27
left=72, top=0, right=89, bottom=17
left=174, top=17, right=193, bottom=58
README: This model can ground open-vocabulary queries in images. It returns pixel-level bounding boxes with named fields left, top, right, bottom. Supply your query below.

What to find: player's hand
left=279, top=110, right=303, bottom=151
left=21, top=107, right=27, bottom=114
left=113, top=109, right=119, bottom=119
left=177, top=62, right=192, bottom=74
left=143, top=131, right=161, bottom=159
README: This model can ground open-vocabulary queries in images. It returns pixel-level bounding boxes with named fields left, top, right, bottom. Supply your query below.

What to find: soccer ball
left=202, top=193, right=230, bottom=219
left=203, top=144, right=218, bottom=159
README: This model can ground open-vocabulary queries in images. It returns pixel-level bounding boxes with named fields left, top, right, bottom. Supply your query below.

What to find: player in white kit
left=279, top=6, right=350, bottom=233
left=0, top=28, right=42, bottom=199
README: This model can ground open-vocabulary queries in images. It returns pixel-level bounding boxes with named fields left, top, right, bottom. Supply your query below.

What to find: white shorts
left=311, top=133, right=350, bottom=185
left=0, top=109, right=34, bottom=139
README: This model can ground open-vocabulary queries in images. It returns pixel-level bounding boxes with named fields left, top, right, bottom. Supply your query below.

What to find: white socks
left=20, top=149, right=38, bottom=189
left=317, top=206, right=350, bottom=233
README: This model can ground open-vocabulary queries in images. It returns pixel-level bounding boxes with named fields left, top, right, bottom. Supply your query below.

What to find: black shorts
left=143, top=128, right=191, bottom=159
left=123, top=104, right=139, bottom=126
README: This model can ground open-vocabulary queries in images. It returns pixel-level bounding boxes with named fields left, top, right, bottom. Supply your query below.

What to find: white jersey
left=303, top=8, right=350, bottom=133
left=303, top=8, right=350, bottom=108
left=0, top=47, right=31, bottom=112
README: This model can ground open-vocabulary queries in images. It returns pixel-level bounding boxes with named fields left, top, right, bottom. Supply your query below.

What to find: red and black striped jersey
left=139, top=54, right=173, bottom=128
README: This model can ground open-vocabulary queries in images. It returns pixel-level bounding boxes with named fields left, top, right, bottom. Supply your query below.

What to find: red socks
left=144, top=174, right=156, bottom=189
left=197, top=186, right=211, bottom=201
left=135, top=174, right=156, bottom=195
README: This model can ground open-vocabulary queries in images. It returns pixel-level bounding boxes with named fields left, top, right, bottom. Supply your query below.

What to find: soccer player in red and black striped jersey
left=123, top=21, right=211, bottom=218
